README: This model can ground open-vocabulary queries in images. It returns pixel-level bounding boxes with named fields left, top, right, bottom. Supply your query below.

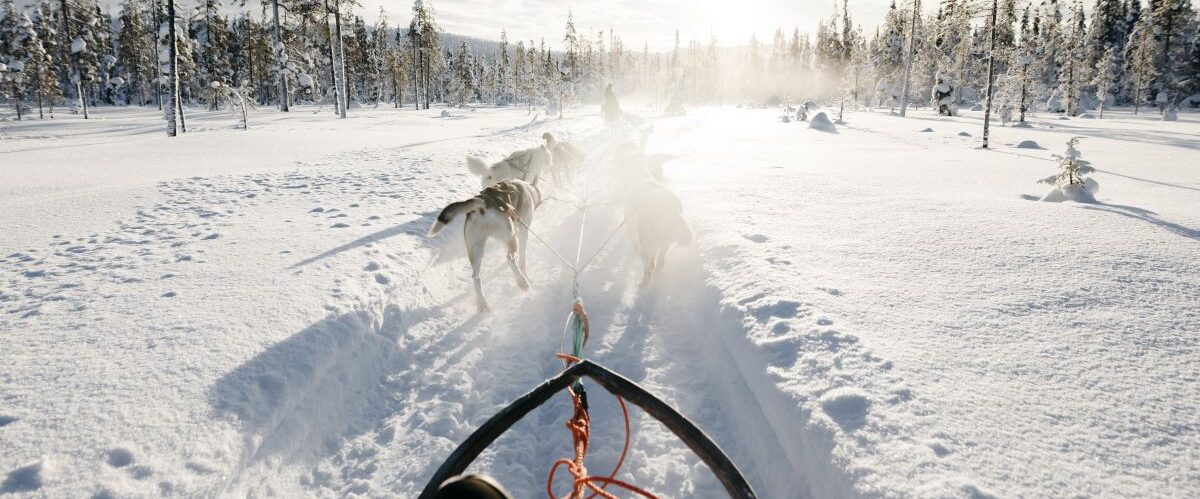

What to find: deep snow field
left=1, top=103, right=1197, bottom=498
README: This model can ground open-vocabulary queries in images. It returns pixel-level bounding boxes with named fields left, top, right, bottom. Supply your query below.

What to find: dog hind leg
left=506, top=233, right=530, bottom=290
left=468, top=235, right=489, bottom=312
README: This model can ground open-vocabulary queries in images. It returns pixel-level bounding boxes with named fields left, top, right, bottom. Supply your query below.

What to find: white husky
left=428, top=180, right=542, bottom=312
left=624, top=179, right=693, bottom=282
left=542, top=132, right=586, bottom=186
left=466, top=145, right=553, bottom=188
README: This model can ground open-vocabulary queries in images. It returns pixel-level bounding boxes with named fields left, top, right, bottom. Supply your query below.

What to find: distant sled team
left=429, top=125, right=692, bottom=312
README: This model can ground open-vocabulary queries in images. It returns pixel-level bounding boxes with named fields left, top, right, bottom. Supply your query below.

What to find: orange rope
left=546, top=386, right=652, bottom=499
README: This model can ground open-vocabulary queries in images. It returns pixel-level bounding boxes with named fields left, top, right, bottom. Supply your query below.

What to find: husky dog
left=624, top=180, right=693, bottom=282
left=616, top=128, right=673, bottom=185
left=466, top=145, right=553, bottom=188
left=542, top=132, right=586, bottom=187
left=428, top=180, right=543, bottom=312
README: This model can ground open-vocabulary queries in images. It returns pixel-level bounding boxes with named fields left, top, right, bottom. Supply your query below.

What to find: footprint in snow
left=331, top=223, right=350, bottom=228
left=105, top=448, right=134, bottom=468
left=375, top=274, right=390, bottom=285
left=820, top=387, right=870, bottom=431
left=1, top=460, right=45, bottom=493
left=364, top=262, right=381, bottom=271
left=162, top=291, right=177, bottom=298
left=743, top=234, right=769, bottom=243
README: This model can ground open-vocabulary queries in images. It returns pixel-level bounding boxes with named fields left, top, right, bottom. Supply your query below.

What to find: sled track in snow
left=209, top=120, right=871, bottom=497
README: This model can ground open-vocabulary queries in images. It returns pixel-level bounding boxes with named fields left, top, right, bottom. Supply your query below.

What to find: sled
left=418, top=359, right=757, bottom=498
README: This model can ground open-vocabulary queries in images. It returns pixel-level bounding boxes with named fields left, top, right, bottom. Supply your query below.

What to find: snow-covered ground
left=1, top=104, right=1197, bottom=498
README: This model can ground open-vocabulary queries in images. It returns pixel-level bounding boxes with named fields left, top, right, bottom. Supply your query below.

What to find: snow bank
left=1015, top=140, right=1042, bottom=149
left=808, top=111, right=837, bottom=132
left=1041, top=178, right=1099, bottom=203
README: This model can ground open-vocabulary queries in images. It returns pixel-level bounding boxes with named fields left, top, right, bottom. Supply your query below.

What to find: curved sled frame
left=418, top=360, right=757, bottom=499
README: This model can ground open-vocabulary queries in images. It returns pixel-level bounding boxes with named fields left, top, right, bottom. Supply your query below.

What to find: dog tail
left=466, top=156, right=490, bottom=177
left=428, top=198, right=484, bottom=237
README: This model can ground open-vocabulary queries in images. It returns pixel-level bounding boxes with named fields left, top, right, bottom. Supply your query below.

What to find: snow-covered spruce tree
left=117, top=0, right=155, bottom=106
left=367, top=10, right=390, bottom=105
left=1034, top=0, right=1064, bottom=111
left=1185, top=32, right=1200, bottom=105
left=1039, top=137, right=1097, bottom=202
left=20, top=13, right=57, bottom=118
left=1123, top=11, right=1157, bottom=115
left=408, top=0, right=441, bottom=110
left=29, top=2, right=62, bottom=117
left=447, top=39, right=472, bottom=106
left=1150, top=0, right=1196, bottom=114
left=1056, top=1, right=1086, bottom=116
left=1083, top=0, right=1129, bottom=96
left=1093, top=46, right=1117, bottom=117
left=496, top=28, right=508, bottom=104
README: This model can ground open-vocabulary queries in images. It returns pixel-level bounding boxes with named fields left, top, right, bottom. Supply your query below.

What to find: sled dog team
left=428, top=131, right=693, bottom=312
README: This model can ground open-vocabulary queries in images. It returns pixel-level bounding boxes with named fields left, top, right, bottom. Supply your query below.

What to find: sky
left=407, top=0, right=892, bottom=51
left=66, top=0, right=892, bottom=52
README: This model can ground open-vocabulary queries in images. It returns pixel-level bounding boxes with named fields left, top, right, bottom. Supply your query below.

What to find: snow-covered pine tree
left=409, top=0, right=441, bottom=110
left=448, top=39, right=472, bottom=106
left=562, top=9, right=577, bottom=83
left=194, top=0, right=233, bottom=109
left=19, top=12, right=57, bottom=118
left=117, top=0, right=154, bottom=106
left=369, top=9, right=391, bottom=105
left=1056, top=1, right=1086, bottom=116
left=496, top=28, right=508, bottom=104
left=30, top=2, right=62, bottom=117
left=1149, top=0, right=1196, bottom=114
left=0, top=0, right=17, bottom=56
left=1, top=8, right=34, bottom=119
left=1084, top=0, right=1128, bottom=95
left=1093, top=45, right=1117, bottom=116
left=1039, top=137, right=1097, bottom=202
left=1123, top=10, right=1157, bottom=114
left=1034, top=0, right=1064, bottom=110
left=269, top=0, right=287, bottom=111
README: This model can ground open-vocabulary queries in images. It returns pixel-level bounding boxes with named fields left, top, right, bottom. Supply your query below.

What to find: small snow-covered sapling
left=1039, top=137, right=1095, bottom=189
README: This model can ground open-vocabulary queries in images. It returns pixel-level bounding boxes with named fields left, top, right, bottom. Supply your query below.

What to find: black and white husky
left=428, top=180, right=543, bottom=312
left=466, top=145, right=553, bottom=188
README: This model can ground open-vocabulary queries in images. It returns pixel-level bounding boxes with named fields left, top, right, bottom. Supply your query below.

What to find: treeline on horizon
left=0, top=0, right=1197, bottom=122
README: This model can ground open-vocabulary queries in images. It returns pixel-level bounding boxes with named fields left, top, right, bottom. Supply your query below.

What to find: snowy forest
left=1, top=0, right=1198, bottom=126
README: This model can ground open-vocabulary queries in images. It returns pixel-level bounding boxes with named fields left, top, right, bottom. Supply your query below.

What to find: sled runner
left=418, top=359, right=757, bottom=499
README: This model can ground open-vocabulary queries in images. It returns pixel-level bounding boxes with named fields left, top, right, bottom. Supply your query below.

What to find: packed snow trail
left=4, top=105, right=1197, bottom=497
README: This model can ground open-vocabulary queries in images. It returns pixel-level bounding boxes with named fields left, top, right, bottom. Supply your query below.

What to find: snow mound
left=808, top=111, right=837, bottom=132
left=820, top=387, right=870, bottom=430
left=958, top=131, right=971, bottom=137
left=1011, top=121, right=1032, bottom=128
left=919, top=127, right=934, bottom=132
left=439, top=110, right=450, bottom=118
left=1079, top=113, right=1096, bottom=119
left=1, top=460, right=46, bottom=493
left=1015, top=140, right=1042, bottom=149
left=1041, top=179, right=1099, bottom=203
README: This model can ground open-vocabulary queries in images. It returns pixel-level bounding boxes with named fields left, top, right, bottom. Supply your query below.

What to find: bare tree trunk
left=271, top=0, right=288, bottom=111
left=332, top=0, right=347, bottom=118
left=164, top=0, right=178, bottom=136
left=982, top=0, right=998, bottom=148
left=898, top=0, right=920, bottom=117
left=60, top=0, right=89, bottom=119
